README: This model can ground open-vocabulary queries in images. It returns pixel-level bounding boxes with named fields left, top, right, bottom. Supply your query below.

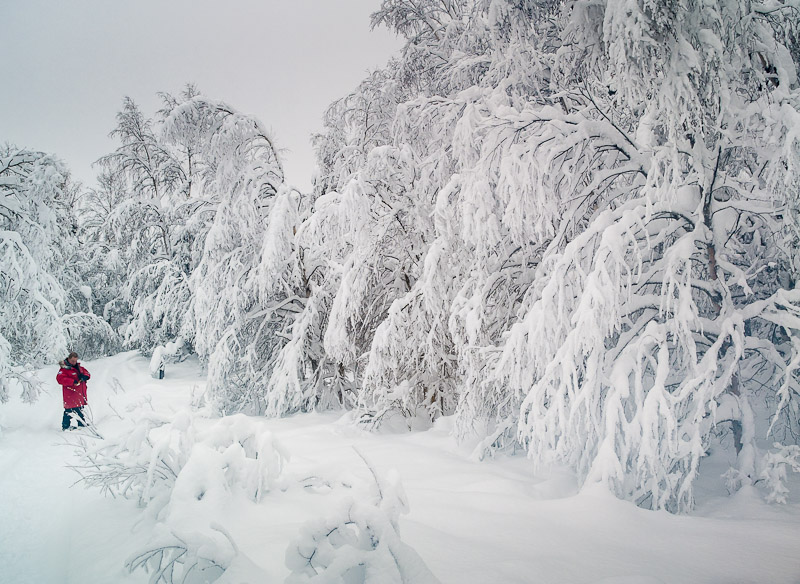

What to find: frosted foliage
left=28, top=0, right=799, bottom=517
left=307, top=65, right=424, bottom=405
left=0, top=336, right=8, bottom=403
left=313, top=68, right=398, bottom=195
left=253, top=189, right=333, bottom=417
left=759, top=443, right=800, bottom=504
left=289, top=195, right=367, bottom=409
left=257, top=188, right=302, bottom=301
left=295, top=0, right=800, bottom=511
left=323, top=147, right=429, bottom=364
left=191, top=186, right=304, bottom=416
left=162, top=98, right=301, bottom=415
left=0, top=334, right=43, bottom=406
left=62, top=312, right=120, bottom=360
left=98, top=95, right=200, bottom=353
left=71, top=410, right=283, bottom=584
left=73, top=410, right=287, bottom=512
left=360, top=237, right=459, bottom=424
left=0, top=149, right=106, bottom=373
left=161, top=95, right=283, bottom=192
left=264, top=292, right=328, bottom=416
left=496, top=202, right=792, bottom=510
left=98, top=90, right=286, bottom=356
left=468, top=0, right=800, bottom=510
left=286, top=454, right=440, bottom=584
left=124, top=260, right=191, bottom=354
left=257, top=190, right=360, bottom=416
left=0, top=229, right=66, bottom=360
left=1, top=152, right=67, bottom=360
left=99, top=90, right=321, bottom=417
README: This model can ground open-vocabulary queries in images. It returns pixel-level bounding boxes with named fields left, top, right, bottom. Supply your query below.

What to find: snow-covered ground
left=1, top=352, right=799, bottom=584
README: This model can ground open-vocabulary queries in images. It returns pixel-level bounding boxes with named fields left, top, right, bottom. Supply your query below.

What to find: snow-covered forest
left=3, top=0, right=800, bottom=582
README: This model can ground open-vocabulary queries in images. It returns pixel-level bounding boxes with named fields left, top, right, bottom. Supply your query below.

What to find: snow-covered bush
left=759, top=444, right=800, bottom=504
left=74, top=410, right=288, bottom=513
left=127, top=522, right=268, bottom=584
left=126, top=526, right=228, bottom=584
left=73, top=411, right=186, bottom=510
left=74, top=410, right=286, bottom=583
left=286, top=451, right=440, bottom=584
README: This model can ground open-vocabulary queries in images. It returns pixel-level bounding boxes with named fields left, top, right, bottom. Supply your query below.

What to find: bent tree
left=337, top=0, right=800, bottom=510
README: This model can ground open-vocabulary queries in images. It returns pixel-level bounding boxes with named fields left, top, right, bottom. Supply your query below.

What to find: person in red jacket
left=57, top=351, right=91, bottom=430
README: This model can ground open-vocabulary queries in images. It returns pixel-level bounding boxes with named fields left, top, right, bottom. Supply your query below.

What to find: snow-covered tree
left=0, top=149, right=71, bottom=368
left=57, top=0, right=800, bottom=512
left=78, top=168, right=134, bottom=334
left=252, top=67, right=417, bottom=416
left=96, top=89, right=350, bottom=416
left=0, top=147, right=118, bottom=402
left=302, top=0, right=800, bottom=511
left=450, top=0, right=800, bottom=510
left=98, top=88, right=272, bottom=356
left=172, top=96, right=293, bottom=415
left=98, top=96, right=193, bottom=352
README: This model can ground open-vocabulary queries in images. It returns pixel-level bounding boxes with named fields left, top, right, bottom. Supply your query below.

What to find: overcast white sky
left=1, top=0, right=403, bottom=192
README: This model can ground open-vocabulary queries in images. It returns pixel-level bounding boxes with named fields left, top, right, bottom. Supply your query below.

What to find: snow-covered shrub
left=72, top=411, right=190, bottom=510
left=75, top=410, right=286, bottom=583
left=759, top=444, right=800, bottom=504
left=126, top=526, right=227, bottom=584
left=0, top=351, right=44, bottom=407
left=127, top=522, right=268, bottom=584
left=1, top=150, right=72, bottom=366
left=74, top=410, right=288, bottom=513
left=286, top=452, right=440, bottom=584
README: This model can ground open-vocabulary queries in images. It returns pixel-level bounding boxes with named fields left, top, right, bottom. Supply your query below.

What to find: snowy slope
left=1, top=352, right=799, bottom=584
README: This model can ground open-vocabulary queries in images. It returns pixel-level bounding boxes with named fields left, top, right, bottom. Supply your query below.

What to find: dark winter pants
left=62, top=407, right=87, bottom=430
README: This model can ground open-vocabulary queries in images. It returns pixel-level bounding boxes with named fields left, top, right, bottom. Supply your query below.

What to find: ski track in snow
left=1, top=351, right=800, bottom=584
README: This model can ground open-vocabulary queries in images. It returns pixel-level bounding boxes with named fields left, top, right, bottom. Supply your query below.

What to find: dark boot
left=62, top=409, right=72, bottom=431
left=63, top=407, right=87, bottom=429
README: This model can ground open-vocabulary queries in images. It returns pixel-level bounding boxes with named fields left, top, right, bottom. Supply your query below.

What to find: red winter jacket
left=56, top=362, right=90, bottom=409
